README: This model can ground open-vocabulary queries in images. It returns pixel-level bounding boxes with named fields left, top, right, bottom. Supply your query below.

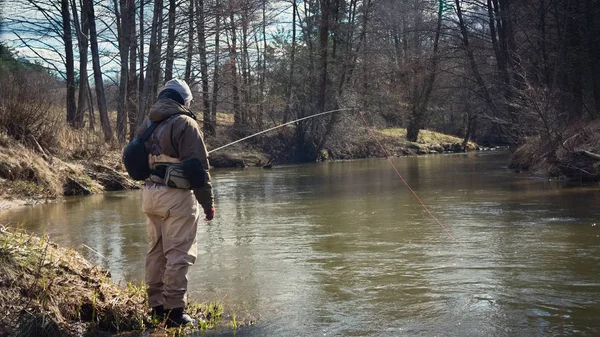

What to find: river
left=1, top=151, right=599, bottom=336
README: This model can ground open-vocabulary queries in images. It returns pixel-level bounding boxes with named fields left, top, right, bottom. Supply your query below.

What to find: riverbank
left=0, top=133, right=137, bottom=212
left=0, top=226, right=247, bottom=336
left=0, top=116, right=477, bottom=211
left=509, top=121, right=600, bottom=181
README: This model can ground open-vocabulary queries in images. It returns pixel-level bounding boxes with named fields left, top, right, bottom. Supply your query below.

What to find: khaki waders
left=142, top=185, right=200, bottom=309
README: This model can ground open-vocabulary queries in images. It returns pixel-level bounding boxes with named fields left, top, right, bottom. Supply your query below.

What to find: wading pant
left=142, top=185, right=200, bottom=309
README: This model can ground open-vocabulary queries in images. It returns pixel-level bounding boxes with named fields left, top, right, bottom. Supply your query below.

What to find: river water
left=1, top=151, right=599, bottom=336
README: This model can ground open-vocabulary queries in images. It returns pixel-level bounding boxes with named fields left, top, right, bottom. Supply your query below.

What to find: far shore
left=0, top=127, right=480, bottom=213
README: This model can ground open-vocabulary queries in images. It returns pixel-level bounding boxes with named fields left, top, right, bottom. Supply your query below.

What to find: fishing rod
left=207, top=108, right=358, bottom=154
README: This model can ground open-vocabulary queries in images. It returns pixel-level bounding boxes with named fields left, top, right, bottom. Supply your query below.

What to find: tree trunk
left=259, top=0, right=266, bottom=126
left=316, top=0, right=331, bottom=115
left=71, top=0, right=88, bottom=128
left=195, top=0, right=213, bottom=135
left=487, top=0, right=507, bottom=84
left=282, top=0, right=297, bottom=123
left=241, top=7, right=250, bottom=125
left=115, top=0, right=130, bottom=143
left=538, top=0, right=551, bottom=86
left=586, top=0, right=600, bottom=117
left=406, top=0, right=442, bottom=142
left=361, top=0, right=368, bottom=105
left=165, top=0, right=176, bottom=82
left=406, top=107, right=421, bottom=142
left=565, top=0, right=584, bottom=120
left=318, top=0, right=363, bottom=151
left=184, top=0, right=194, bottom=83
left=462, top=112, right=475, bottom=151
left=85, top=0, right=112, bottom=141
left=335, top=0, right=358, bottom=97
left=138, top=0, right=144, bottom=113
left=490, top=0, right=511, bottom=90
left=61, top=0, right=77, bottom=127
left=87, top=78, right=95, bottom=131
left=127, top=0, right=137, bottom=141
left=137, top=0, right=163, bottom=127
left=299, top=0, right=315, bottom=121
left=455, top=0, right=508, bottom=136
left=229, top=1, right=242, bottom=127
left=211, top=2, right=221, bottom=127
left=151, top=3, right=164, bottom=101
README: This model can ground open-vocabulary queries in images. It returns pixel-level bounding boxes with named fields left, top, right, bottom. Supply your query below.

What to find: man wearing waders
left=137, top=79, right=215, bottom=327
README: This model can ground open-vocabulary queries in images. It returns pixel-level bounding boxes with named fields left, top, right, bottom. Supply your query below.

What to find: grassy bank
left=0, top=226, right=248, bottom=336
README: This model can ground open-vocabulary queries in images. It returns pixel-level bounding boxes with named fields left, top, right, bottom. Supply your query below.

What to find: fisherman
left=137, top=79, right=215, bottom=327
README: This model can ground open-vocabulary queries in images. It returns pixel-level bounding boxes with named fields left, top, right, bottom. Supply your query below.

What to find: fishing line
left=358, top=111, right=465, bottom=247
left=208, top=108, right=358, bottom=154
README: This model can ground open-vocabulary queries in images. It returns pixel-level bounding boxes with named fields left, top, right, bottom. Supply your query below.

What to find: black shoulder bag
left=122, top=115, right=181, bottom=181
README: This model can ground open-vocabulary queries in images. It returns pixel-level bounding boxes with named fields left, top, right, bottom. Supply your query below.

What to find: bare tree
left=164, top=0, right=177, bottom=81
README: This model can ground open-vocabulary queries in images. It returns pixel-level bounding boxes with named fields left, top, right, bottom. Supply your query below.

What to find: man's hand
left=204, top=206, right=215, bottom=221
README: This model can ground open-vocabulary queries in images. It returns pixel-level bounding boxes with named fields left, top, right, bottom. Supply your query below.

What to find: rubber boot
left=165, top=307, right=196, bottom=328
left=150, top=305, right=165, bottom=320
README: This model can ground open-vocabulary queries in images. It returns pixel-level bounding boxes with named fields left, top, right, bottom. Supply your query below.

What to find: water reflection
left=1, top=151, right=599, bottom=336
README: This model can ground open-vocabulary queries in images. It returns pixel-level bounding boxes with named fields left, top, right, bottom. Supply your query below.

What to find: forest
left=1, top=0, right=599, bottom=179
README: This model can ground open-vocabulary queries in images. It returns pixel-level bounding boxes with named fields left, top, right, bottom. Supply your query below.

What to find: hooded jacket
left=137, top=97, right=214, bottom=210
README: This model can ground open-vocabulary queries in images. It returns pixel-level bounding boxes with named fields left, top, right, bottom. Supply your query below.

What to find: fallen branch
left=578, top=150, right=600, bottom=161
left=29, top=135, right=51, bottom=162
left=561, top=133, right=580, bottom=152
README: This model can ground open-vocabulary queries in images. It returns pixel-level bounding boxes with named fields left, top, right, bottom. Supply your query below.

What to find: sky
left=0, top=0, right=295, bottom=84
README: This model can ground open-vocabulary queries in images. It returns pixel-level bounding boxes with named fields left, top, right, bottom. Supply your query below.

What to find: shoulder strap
left=140, top=122, right=160, bottom=141
left=139, top=113, right=184, bottom=142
